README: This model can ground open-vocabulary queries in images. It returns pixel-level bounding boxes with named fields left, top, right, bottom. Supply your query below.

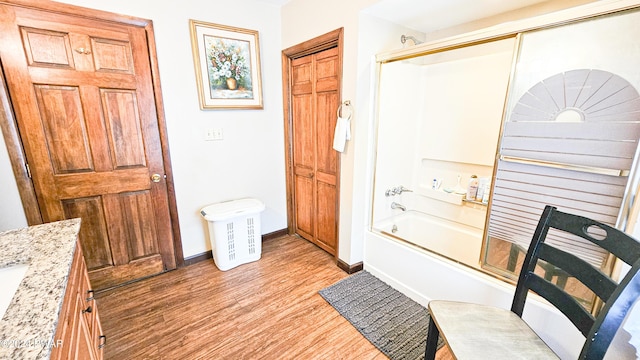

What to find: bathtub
left=373, top=210, right=483, bottom=269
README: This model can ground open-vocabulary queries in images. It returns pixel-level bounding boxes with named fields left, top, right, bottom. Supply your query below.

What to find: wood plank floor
left=95, top=234, right=452, bottom=359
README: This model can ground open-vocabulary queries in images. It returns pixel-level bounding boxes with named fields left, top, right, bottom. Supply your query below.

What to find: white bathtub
left=373, top=210, right=483, bottom=269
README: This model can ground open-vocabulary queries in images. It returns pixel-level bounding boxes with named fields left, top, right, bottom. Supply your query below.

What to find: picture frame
left=189, top=20, right=263, bottom=110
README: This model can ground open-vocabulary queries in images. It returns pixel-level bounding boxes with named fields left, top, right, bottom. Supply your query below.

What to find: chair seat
left=429, top=300, right=560, bottom=359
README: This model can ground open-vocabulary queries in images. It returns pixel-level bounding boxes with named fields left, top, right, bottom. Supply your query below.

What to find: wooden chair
left=425, top=205, right=640, bottom=359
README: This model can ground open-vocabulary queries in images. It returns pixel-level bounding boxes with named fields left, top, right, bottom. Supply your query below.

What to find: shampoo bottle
left=466, top=175, right=478, bottom=201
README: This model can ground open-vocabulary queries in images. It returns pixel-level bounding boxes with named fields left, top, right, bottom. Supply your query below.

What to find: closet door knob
left=151, top=173, right=162, bottom=183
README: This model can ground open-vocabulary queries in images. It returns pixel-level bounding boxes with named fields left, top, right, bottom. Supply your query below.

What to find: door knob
left=151, top=173, right=163, bottom=183
left=74, top=47, right=92, bottom=55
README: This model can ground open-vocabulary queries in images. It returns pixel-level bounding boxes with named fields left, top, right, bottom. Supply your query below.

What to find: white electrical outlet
left=205, top=128, right=224, bottom=141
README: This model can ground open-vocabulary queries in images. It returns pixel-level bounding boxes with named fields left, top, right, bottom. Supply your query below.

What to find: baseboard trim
left=183, top=251, right=212, bottom=266
left=337, top=259, right=363, bottom=274
left=182, top=228, right=289, bottom=266
left=262, top=228, right=289, bottom=242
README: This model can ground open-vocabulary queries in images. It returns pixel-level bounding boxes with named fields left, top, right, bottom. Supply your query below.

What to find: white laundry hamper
left=200, top=198, right=265, bottom=271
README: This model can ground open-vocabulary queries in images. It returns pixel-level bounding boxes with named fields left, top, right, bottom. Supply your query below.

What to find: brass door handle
left=151, top=173, right=163, bottom=183
left=75, top=47, right=92, bottom=55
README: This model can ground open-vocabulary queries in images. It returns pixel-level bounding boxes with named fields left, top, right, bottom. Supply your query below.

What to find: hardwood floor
left=95, top=234, right=452, bottom=359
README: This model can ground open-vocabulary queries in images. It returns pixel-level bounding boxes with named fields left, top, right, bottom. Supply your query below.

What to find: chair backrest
left=511, top=205, right=640, bottom=359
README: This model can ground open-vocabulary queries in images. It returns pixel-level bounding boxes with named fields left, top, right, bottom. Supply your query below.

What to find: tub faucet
left=385, top=185, right=413, bottom=196
left=391, top=202, right=406, bottom=211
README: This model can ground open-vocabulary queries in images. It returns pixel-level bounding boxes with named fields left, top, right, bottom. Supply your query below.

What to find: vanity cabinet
left=50, top=242, right=104, bottom=360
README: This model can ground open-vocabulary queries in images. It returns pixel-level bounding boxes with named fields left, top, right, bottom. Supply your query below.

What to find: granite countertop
left=0, top=219, right=81, bottom=359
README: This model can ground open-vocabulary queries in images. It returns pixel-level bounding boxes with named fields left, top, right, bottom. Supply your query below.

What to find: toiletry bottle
left=482, top=183, right=490, bottom=203
left=466, top=175, right=478, bottom=201
left=476, top=177, right=488, bottom=201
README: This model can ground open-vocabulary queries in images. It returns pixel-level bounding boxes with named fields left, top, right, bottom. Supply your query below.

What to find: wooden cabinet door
left=290, top=47, right=339, bottom=255
left=0, top=5, right=176, bottom=289
left=72, top=290, right=99, bottom=360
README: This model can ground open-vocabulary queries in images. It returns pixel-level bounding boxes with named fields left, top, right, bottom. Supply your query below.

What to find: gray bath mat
left=319, top=270, right=443, bottom=360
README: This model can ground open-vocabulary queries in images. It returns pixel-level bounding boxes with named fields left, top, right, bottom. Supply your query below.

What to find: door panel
left=101, top=89, right=146, bottom=168
left=20, top=27, right=75, bottom=68
left=316, top=181, right=336, bottom=250
left=62, top=197, right=112, bottom=270
left=316, top=92, right=338, bottom=175
left=294, top=176, right=314, bottom=239
left=291, top=55, right=315, bottom=241
left=1, top=5, right=176, bottom=289
left=91, top=38, right=134, bottom=73
left=290, top=47, right=340, bottom=255
left=292, top=94, right=314, bottom=170
left=34, top=85, right=93, bottom=173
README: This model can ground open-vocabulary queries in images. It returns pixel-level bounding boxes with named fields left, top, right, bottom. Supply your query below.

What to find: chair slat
left=539, top=243, right=617, bottom=300
left=527, top=274, right=595, bottom=337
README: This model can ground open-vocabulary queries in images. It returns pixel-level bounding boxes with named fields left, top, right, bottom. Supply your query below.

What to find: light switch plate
left=205, top=128, right=224, bottom=141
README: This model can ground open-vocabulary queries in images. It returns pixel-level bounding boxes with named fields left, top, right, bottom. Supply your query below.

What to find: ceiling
left=253, top=0, right=551, bottom=33
left=254, top=0, right=290, bottom=5
left=361, top=0, right=552, bottom=34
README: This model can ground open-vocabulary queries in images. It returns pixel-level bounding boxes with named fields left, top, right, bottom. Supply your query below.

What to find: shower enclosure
left=369, top=6, right=640, bottom=313
left=370, top=37, right=515, bottom=269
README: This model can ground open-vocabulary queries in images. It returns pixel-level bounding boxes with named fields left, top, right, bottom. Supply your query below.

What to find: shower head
left=400, top=34, right=423, bottom=45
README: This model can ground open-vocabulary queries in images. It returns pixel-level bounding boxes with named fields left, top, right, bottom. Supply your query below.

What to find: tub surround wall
left=372, top=38, right=514, bottom=267
left=0, top=219, right=81, bottom=359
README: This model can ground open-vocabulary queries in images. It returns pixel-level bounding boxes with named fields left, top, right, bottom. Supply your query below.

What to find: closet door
left=290, top=47, right=339, bottom=255
left=0, top=4, right=176, bottom=289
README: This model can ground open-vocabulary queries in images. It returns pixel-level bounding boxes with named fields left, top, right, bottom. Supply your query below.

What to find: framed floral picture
left=189, top=20, right=263, bottom=109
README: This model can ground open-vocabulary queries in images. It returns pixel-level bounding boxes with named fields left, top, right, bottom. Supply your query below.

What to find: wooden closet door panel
left=314, top=90, right=337, bottom=255
left=291, top=56, right=316, bottom=240
left=316, top=181, right=337, bottom=251
left=294, top=175, right=314, bottom=239
left=0, top=5, right=176, bottom=289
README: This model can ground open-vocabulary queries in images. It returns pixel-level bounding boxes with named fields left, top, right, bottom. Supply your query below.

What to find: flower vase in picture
left=226, top=77, right=237, bottom=90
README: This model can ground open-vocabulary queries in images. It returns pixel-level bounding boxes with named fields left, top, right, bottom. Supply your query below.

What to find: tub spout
left=391, top=202, right=406, bottom=211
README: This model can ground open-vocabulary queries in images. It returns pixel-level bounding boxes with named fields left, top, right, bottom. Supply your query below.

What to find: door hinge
left=25, top=163, right=32, bottom=178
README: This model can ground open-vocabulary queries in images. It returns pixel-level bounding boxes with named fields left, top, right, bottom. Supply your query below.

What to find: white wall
left=0, top=0, right=287, bottom=257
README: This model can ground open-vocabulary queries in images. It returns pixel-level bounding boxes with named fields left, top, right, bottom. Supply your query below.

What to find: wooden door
left=0, top=5, right=176, bottom=289
left=290, top=47, right=340, bottom=255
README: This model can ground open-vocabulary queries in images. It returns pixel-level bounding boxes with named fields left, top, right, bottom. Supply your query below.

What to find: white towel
left=332, top=116, right=351, bottom=152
